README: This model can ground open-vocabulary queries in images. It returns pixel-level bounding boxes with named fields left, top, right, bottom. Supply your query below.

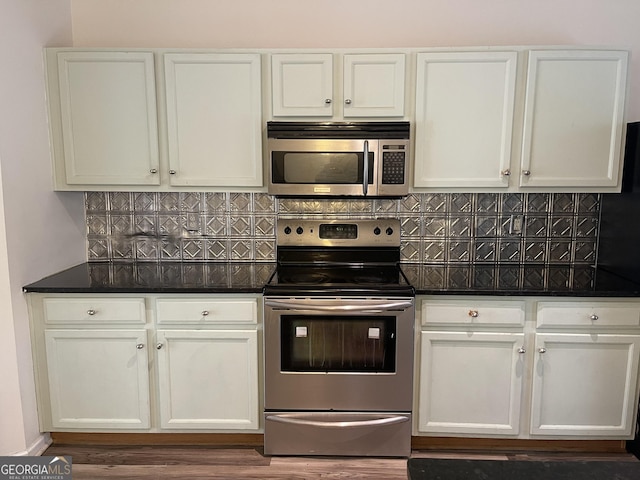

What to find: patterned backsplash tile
left=85, top=192, right=601, bottom=277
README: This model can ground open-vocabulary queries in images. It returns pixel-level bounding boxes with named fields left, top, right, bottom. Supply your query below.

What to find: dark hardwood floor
left=43, top=444, right=639, bottom=480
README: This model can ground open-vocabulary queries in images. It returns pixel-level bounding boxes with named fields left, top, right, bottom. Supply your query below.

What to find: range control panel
left=276, top=219, right=401, bottom=247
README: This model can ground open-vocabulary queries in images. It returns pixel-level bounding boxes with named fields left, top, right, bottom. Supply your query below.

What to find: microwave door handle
left=362, top=140, right=369, bottom=196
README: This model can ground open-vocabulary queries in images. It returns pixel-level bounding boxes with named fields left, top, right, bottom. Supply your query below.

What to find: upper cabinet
left=414, top=51, right=518, bottom=188
left=270, top=53, right=406, bottom=118
left=413, top=48, right=629, bottom=193
left=46, top=49, right=263, bottom=191
left=519, top=50, right=628, bottom=189
left=163, top=53, right=262, bottom=187
left=53, top=51, right=160, bottom=187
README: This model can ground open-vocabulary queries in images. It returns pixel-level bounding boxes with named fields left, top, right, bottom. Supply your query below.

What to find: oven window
left=280, top=315, right=396, bottom=373
left=271, top=152, right=374, bottom=184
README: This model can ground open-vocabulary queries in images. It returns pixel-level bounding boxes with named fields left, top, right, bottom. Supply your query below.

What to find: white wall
left=70, top=0, right=640, bottom=119
left=0, top=0, right=85, bottom=455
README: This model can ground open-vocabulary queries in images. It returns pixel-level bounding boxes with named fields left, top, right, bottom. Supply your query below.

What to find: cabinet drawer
left=536, top=302, right=640, bottom=328
left=422, top=300, right=525, bottom=327
left=43, top=297, right=146, bottom=325
left=156, top=298, right=257, bottom=325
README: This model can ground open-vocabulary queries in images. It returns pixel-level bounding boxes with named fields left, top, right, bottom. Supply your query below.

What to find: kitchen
left=3, top=0, right=640, bottom=476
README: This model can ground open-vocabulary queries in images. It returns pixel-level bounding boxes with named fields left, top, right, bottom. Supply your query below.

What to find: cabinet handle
left=87, top=309, right=96, bottom=316
left=518, top=347, right=526, bottom=354
left=522, top=170, right=531, bottom=176
left=150, top=168, right=158, bottom=174
left=590, top=314, right=599, bottom=321
left=169, top=170, right=177, bottom=175
left=345, top=99, right=352, bottom=105
left=136, top=343, right=145, bottom=350
left=156, top=343, right=163, bottom=350
left=325, top=98, right=332, bottom=104
left=201, top=310, right=210, bottom=316
left=468, top=310, right=479, bottom=318
left=501, top=169, right=511, bottom=176
left=538, top=347, right=547, bottom=354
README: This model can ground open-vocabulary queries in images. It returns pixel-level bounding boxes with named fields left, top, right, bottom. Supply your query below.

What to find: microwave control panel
left=381, top=151, right=406, bottom=184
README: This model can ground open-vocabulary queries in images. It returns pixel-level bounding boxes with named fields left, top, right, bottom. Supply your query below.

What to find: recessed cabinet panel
left=414, top=51, right=517, bottom=188
left=57, top=52, right=160, bottom=186
left=271, top=54, right=334, bottom=117
left=164, top=53, right=263, bottom=186
left=520, top=50, right=628, bottom=188
left=531, top=333, right=640, bottom=436
left=343, top=54, right=405, bottom=117
left=44, top=329, right=150, bottom=429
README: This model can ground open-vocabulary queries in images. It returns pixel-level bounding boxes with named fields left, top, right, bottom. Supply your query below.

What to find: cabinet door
left=56, top=52, right=160, bottom=186
left=164, top=53, right=263, bottom=186
left=343, top=54, right=405, bottom=117
left=44, top=329, right=150, bottom=429
left=156, top=330, right=259, bottom=430
left=414, top=52, right=517, bottom=188
left=271, top=53, right=333, bottom=116
left=520, top=50, right=628, bottom=188
left=418, top=331, right=525, bottom=435
left=531, top=333, right=640, bottom=437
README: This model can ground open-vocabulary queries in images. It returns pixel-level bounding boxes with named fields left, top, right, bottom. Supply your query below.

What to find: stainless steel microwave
left=267, top=121, right=410, bottom=197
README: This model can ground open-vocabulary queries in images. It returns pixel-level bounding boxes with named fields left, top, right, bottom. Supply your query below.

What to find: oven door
left=263, top=296, right=414, bottom=412
left=268, top=139, right=378, bottom=196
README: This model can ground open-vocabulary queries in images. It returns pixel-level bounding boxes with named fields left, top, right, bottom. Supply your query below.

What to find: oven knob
left=374, top=227, right=381, bottom=235
left=284, top=226, right=292, bottom=235
left=386, top=227, right=394, bottom=236
left=296, top=226, right=304, bottom=235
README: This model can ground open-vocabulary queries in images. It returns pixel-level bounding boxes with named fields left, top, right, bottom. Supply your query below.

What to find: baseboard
left=411, top=436, right=627, bottom=453
left=50, top=432, right=264, bottom=446
left=13, top=433, right=52, bottom=456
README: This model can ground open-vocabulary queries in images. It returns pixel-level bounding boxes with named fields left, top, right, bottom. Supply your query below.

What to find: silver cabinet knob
left=590, top=314, right=599, bottom=321
left=87, top=309, right=96, bottom=316
left=345, top=99, right=352, bottom=105
left=522, top=170, right=531, bottom=176
left=501, top=169, right=511, bottom=176
left=201, top=310, right=209, bottom=316
left=468, top=310, right=479, bottom=318
left=150, top=168, right=158, bottom=174
left=538, top=347, right=547, bottom=354
left=136, top=343, right=145, bottom=350
left=169, top=170, right=177, bottom=175
left=156, top=343, right=163, bottom=350
left=518, top=347, right=526, bottom=354
left=324, top=98, right=332, bottom=104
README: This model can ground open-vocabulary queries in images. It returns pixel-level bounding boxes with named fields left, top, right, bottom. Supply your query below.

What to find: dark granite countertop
left=23, top=262, right=640, bottom=297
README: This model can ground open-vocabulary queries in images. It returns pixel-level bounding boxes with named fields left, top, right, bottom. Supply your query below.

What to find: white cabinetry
left=530, top=301, right=640, bottom=437
left=418, top=298, right=526, bottom=436
left=38, top=297, right=150, bottom=430
left=163, top=53, right=263, bottom=187
left=270, top=53, right=405, bottom=118
left=155, top=298, right=259, bottom=430
left=28, top=294, right=261, bottom=433
left=520, top=50, right=628, bottom=188
left=414, top=51, right=517, bottom=188
left=52, top=51, right=160, bottom=187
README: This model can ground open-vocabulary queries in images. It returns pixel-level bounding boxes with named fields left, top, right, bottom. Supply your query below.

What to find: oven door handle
left=264, top=299, right=413, bottom=312
left=266, top=414, right=409, bottom=429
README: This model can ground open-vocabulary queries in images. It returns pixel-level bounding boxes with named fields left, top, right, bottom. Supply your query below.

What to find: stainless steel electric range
left=263, top=218, right=415, bottom=457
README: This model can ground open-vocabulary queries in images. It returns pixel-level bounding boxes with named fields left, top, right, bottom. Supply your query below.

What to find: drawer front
left=536, top=302, right=640, bottom=328
left=43, top=297, right=146, bottom=325
left=156, top=298, right=257, bottom=325
left=422, top=300, right=525, bottom=327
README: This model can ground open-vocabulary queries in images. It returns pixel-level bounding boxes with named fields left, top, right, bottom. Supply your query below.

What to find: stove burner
left=283, top=273, right=332, bottom=284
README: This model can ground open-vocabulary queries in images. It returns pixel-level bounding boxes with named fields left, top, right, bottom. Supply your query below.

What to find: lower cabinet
left=28, top=294, right=261, bottom=433
left=416, top=296, right=640, bottom=440
left=156, top=330, right=259, bottom=429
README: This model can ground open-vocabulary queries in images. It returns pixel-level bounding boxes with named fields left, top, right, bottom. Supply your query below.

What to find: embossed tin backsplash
left=85, top=191, right=600, bottom=289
